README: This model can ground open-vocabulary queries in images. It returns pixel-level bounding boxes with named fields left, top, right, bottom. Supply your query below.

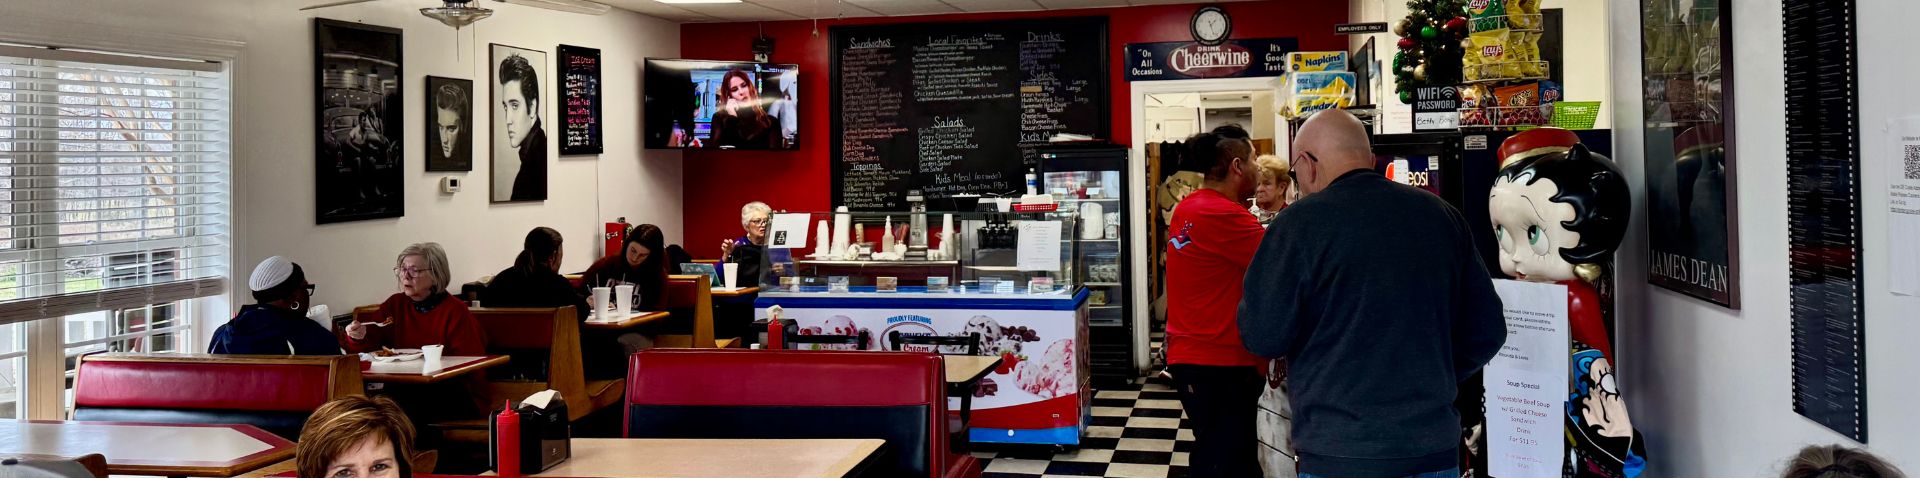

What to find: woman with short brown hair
left=296, top=396, right=417, bottom=478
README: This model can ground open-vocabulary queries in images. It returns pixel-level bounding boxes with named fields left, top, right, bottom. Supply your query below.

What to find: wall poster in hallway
left=313, top=18, right=405, bottom=224
left=1641, top=0, right=1739, bottom=308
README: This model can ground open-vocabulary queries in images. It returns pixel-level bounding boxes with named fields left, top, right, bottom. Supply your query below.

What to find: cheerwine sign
left=1125, top=38, right=1297, bottom=81
left=1168, top=44, right=1253, bottom=77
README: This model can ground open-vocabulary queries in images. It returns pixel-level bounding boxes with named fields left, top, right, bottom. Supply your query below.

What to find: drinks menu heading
left=830, top=18, right=1109, bottom=211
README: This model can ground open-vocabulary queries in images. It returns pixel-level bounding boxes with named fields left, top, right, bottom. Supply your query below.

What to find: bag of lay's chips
left=1468, top=30, right=1509, bottom=81
left=1467, top=0, right=1507, bottom=32
left=1287, top=51, right=1349, bottom=73
left=1506, top=0, right=1541, bottom=30
left=1505, top=30, right=1542, bottom=78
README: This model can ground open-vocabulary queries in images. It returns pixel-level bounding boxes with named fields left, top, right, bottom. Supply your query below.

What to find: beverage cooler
left=1036, top=144, right=1136, bottom=387
left=1370, top=129, right=1612, bottom=274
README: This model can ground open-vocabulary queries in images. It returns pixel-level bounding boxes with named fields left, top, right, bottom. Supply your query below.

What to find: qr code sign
left=1908, top=144, right=1920, bottom=179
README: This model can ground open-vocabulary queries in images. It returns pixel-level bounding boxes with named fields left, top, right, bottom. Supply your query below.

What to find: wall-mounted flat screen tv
left=644, top=59, right=799, bottom=150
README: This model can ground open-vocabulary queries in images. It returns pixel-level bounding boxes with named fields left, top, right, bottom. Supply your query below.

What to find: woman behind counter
left=342, top=242, right=487, bottom=356
left=1249, top=154, right=1291, bottom=226
left=719, top=201, right=790, bottom=287
left=209, top=256, right=339, bottom=355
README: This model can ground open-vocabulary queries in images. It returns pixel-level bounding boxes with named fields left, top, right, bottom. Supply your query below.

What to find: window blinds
left=0, top=50, right=228, bottom=323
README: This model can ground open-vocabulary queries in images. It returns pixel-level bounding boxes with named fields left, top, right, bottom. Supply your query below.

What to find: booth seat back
left=72, top=354, right=363, bottom=439
left=655, top=274, right=731, bottom=348
left=625, top=349, right=968, bottom=478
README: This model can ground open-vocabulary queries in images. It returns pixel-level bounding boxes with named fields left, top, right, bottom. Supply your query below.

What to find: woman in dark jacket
left=209, top=256, right=340, bottom=355
left=578, top=224, right=669, bottom=312
left=486, top=227, right=631, bottom=379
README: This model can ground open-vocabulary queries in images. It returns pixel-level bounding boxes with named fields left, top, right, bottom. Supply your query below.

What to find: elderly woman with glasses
left=718, top=201, right=790, bottom=287
left=341, top=242, right=486, bottom=356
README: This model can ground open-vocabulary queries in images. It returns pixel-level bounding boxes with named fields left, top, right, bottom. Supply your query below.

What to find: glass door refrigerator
left=1037, top=144, right=1135, bottom=387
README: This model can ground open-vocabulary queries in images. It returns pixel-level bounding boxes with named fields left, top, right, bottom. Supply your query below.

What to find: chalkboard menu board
left=558, top=45, right=603, bottom=155
left=830, top=18, right=1109, bottom=211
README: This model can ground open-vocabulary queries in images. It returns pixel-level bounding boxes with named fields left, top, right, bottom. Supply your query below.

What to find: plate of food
left=367, top=347, right=424, bottom=363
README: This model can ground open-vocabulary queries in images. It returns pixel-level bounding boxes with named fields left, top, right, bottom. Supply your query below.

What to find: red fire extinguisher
left=604, top=217, right=630, bottom=258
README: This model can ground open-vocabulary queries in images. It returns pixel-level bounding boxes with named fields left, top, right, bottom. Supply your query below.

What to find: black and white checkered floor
left=973, top=379, right=1196, bottom=478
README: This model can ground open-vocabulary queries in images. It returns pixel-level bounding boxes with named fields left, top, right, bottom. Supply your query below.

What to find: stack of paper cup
left=940, top=214, right=955, bottom=258
left=813, top=220, right=831, bottom=257
left=723, top=263, right=740, bottom=289
left=614, top=284, right=635, bottom=314
left=831, top=206, right=852, bottom=256
left=590, top=287, right=611, bottom=319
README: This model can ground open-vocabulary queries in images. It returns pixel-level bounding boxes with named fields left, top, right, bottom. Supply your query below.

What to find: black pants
left=1170, top=364, right=1264, bottom=477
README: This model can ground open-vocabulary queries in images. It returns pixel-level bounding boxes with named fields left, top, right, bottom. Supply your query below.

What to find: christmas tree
left=1392, top=0, right=1469, bottom=104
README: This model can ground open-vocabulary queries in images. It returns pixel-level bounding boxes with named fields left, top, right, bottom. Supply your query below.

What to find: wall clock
left=1191, top=6, right=1231, bottom=46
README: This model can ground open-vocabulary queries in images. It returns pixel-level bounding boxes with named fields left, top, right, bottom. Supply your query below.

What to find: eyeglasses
left=1288, top=151, right=1319, bottom=184
left=394, top=267, right=428, bottom=279
left=305, top=284, right=317, bottom=297
left=748, top=218, right=771, bottom=226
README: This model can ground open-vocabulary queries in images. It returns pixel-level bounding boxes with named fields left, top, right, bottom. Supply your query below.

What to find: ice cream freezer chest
left=755, top=287, right=1092, bottom=446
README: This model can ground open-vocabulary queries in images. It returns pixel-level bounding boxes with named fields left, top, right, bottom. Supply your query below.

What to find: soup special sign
left=1123, top=38, right=1298, bottom=81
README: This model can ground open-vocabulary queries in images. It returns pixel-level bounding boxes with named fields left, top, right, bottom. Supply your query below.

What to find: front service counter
left=755, top=286, right=1092, bottom=446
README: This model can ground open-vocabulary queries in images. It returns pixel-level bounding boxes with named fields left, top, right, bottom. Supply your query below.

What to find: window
left=0, top=47, right=228, bottom=418
left=0, top=51, right=227, bottom=322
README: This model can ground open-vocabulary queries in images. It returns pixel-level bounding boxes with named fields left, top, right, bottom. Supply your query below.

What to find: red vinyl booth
left=623, top=349, right=982, bottom=478
left=71, top=354, right=363, bottom=440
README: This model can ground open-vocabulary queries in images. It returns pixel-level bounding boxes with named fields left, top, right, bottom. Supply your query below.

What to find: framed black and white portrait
left=314, top=18, right=404, bottom=224
left=425, top=76, right=473, bottom=172
left=490, top=44, right=547, bottom=203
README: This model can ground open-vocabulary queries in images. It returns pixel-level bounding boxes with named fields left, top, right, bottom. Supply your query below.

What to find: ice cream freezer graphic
left=756, top=289, right=1092, bottom=445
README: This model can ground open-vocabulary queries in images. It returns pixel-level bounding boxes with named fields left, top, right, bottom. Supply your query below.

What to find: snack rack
left=1458, top=7, right=1556, bottom=129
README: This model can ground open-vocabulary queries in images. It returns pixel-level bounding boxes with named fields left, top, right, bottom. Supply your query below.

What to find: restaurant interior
left=1, top=0, right=1918, bottom=476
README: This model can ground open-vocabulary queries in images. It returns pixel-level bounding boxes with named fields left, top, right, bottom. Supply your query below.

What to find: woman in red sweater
left=341, top=242, right=487, bottom=356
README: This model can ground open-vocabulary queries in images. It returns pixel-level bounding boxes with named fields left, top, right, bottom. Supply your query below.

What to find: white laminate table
left=0, top=420, right=293, bottom=477
left=524, top=438, right=885, bottom=478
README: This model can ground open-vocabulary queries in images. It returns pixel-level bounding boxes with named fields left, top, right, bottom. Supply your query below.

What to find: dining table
left=360, top=354, right=510, bottom=384
left=512, top=438, right=885, bottom=478
left=0, top=420, right=292, bottom=477
left=582, top=310, right=671, bottom=330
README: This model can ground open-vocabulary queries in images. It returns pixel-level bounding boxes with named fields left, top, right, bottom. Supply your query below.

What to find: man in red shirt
left=1165, top=125, right=1266, bottom=476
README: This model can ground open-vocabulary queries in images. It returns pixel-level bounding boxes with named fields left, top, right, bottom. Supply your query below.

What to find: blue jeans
left=1300, top=468, right=1459, bottom=478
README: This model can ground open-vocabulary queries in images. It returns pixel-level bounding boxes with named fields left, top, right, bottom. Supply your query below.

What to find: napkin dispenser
left=489, top=391, right=570, bottom=474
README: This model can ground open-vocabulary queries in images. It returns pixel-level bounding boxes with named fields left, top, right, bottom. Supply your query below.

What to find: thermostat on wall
left=440, top=176, right=461, bottom=194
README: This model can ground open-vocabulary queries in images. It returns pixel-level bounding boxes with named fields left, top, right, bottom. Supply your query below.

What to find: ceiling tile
left=1032, top=0, right=1127, bottom=10
left=843, top=0, right=960, bottom=16
left=598, top=0, right=716, bottom=21
left=683, top=1, right=809, bottom=20
left=946, top=0, right=1043, bottom=13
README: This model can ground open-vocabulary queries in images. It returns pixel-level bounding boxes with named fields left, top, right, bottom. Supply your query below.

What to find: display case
left=1038, top=144, right=1136, bottom=387
left=751, top=209, right=1093, bottom=446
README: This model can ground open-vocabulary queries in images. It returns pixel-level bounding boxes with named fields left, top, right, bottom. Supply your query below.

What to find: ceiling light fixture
left=655, top=0, right=743, bottom=4
left=420, top=0, right=494, bottom=28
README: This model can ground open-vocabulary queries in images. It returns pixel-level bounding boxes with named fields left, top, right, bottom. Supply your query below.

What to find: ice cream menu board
left=830, top=18, right=1109, bottom=211
left=558, top=44, right=603, bottom=155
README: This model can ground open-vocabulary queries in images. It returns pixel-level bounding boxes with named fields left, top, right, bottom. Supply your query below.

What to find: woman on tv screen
left=709, top=68, right=776, bottom=149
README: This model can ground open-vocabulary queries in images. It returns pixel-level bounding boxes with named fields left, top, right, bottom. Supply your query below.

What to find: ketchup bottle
left=495, top=400, right=522, bottom=477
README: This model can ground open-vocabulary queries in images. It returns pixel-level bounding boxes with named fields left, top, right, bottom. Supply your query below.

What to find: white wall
left=0, top=0, right=684, bottom=345
left=1350, top=0, right=1612, bottom=133
left=1608, top=0, right=1920, bottom=475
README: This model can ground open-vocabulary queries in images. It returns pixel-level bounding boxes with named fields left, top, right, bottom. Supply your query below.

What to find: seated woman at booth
left=296, top=395, right=419, bottom=478
left=209, top=256, right=340, bottom=355
left=488, top=227, right=637, bottom=379
left=342, top=242, right=487, bottom=356
left=578, top=224, right=668, bottom=312
left=719, top=201, right=790, bottom=287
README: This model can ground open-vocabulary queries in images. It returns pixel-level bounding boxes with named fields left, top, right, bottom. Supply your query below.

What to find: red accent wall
left=678, top=1, right=1347, bottom=257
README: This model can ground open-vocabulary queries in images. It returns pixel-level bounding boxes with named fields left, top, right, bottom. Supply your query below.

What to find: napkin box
left=488, top=398, right=571, bottom=474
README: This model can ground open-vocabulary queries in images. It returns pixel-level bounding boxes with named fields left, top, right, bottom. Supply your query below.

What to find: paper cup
left=994, top=197, right=1013, bottom=212
left=591, top=287, right=612, bottom=318
left=420, top=344, right=444, bottom=372
left=722, top=263, right=740, bottom=289
left=614, top=284, right=635, bottom=313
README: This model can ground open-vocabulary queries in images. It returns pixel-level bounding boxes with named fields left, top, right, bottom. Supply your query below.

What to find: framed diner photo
left=313, top=18, right=404, bottom=224
left=424, top=76, right=473, bottom=172
left=490, top=43, right=549, bottom=203
left=1640, top=0, right=1738, bottom=308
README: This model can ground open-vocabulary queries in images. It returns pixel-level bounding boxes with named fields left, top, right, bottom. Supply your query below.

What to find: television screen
left=644, top=59, right=799, bottom=150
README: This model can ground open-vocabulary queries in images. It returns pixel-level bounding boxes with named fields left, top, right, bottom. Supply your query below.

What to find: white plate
left=369, top=349, right=424, bottom=363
